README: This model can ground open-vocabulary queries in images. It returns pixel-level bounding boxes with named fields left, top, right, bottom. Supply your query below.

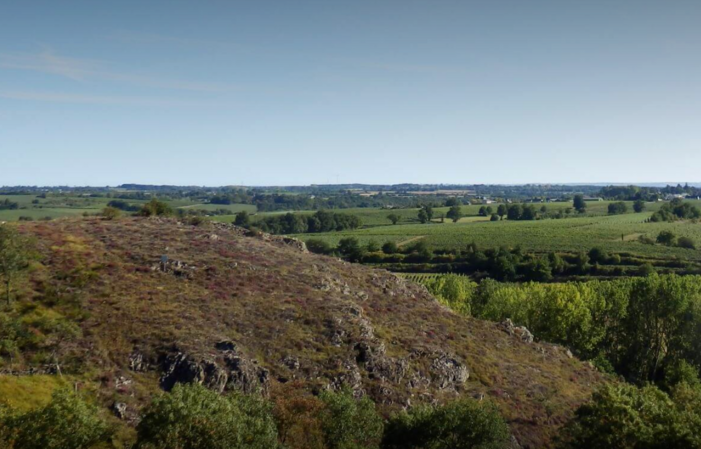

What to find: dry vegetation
left=2, top=217, right=609, bottom=447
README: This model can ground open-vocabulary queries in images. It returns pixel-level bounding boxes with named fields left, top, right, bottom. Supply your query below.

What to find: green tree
left=383, top=398, right=509, bottom=449
left=417, top=209, right=429, bottom=224
left=337, top=238, right=365, bottom=262
left=139, top=198, right=173, bottom=217
left=386, top=213, right=400, bottom=225
left=0, top=226, right=33, bottom=304
left=506, top=204, right=522, bottom=220
left=382, top=241, right=398, bottom=254
left=496, top=204, right=508, bottom=218
left=478, top=206, right=488, bottom=217
left=318, top=388, right=383, bottom=449
left=101, top=206, right=121, bottom=220
left=657, top=230, right=677, bottom=246
left=366, top=240, right=380, bottom=252
left=135, top=383, right=278, bottom=449
left=306, top=239, right=333, bottom=255
left=234, top=210, right=251, bottom=228
left=573, top=195, right=587, bottom=213
left=446, top=205, right=463, bottom=223
left=0, top=389, right=110, bottom=449
left=607, top=202, right=628, bottom=215
left=559, top=384, right=698, bottom=449
left=633, top=200, right=646, bottom=213
left=490, top=214, right=500, bottom=222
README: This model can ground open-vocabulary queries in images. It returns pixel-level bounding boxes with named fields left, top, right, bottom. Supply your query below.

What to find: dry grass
left=0, top=217, right=610, bottom=448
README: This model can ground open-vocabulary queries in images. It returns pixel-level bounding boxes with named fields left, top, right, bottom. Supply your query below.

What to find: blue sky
left=1, top=0, right=700, bottom=186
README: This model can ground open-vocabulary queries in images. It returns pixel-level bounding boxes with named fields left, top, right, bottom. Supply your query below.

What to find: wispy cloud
left=0, top=49, right=233, bottom=92
left=0, top=90, right=195, bottom=107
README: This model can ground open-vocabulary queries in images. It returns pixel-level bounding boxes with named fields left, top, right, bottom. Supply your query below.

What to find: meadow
left=289, top=203, right=701, bottom=262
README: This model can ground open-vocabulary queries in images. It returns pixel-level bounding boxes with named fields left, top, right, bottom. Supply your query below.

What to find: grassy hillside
left=0, top=217, right=607, bottom=447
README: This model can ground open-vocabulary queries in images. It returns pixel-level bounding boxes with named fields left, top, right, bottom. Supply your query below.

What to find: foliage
left=307, top=238, right=334, bottom=255
left=317, top=388, right=383, bottom=449
left=234, top=210, right=251, bottom=228
left=139, top=199, right=174, bottom=217
left=607, top=202, right=628, bottom=215
left=446, top=205, right=463, bottom=223
left=0, top=388, right=110, bottom=449
left=387, top=213, right=400, bottom=225
left=559, top=383, right=701, bottom=449
left=633, top=200, right=646, bottom=213
left=101, top=206, right=121, bottom=220
left=573, top=195, right=587, bottom=213
left=650, top=199, right=701, bottom=222
left=0, top=226, right=34, bottom=304
left=135, top=383, right=278, bottom=449
left=418, top=274, right=701, bottom=386
left=258, top=211, right=362, bottom=235
left=382, top=397, right=509, bottom=449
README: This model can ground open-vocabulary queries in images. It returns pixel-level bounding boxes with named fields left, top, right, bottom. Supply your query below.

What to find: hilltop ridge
left=3, top=217, right=607, bottom=447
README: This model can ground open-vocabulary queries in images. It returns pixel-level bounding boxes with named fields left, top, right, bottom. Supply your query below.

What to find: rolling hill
left=2, top=217, right=608, bottom=448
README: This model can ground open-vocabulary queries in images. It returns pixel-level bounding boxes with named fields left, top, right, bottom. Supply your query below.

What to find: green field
left=292, top=205, right=701, bottom=261
left=0, top=194, right=255, bottom=222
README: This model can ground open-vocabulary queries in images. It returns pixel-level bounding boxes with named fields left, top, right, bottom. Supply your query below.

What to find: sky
left=1, top=0, right=701, bottom=186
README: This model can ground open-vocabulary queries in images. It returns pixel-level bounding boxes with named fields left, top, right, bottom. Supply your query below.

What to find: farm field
left=292, top=207, right=701, bottom=261
left=0, top=194, right=254, bottom=222
left=248, top=200, right=667, bottom=227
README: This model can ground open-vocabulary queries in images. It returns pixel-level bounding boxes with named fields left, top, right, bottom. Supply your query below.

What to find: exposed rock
left=429, top=352, right=469, bottom=389
left=499, top=319, right=534, bottom=344
left=128, top=351, right=147, bottom=372
left=112, top=402, right=128, bottom=419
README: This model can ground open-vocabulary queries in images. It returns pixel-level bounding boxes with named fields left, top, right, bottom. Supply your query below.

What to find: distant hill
left=4, top=218, right=607, bottom=447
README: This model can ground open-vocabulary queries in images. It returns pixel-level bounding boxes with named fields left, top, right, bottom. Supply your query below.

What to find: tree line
left=0, top=383, right=509, bottom=449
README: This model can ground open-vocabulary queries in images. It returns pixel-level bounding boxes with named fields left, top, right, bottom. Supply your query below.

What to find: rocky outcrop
left=499, top=318, right=534, bottom=344
left=159, top=343, right=269, bottom=394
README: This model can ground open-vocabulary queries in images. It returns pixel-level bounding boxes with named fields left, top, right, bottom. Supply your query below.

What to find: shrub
left=101, top=206, right=121, bottom=220
left=135, top=383, right=278, bottom=449
left=306, top=239, right=333, bottom=255
left=678, top=237, right=696, bottom=250
left=272, top=383, right=324, bottom=449
left=318, top=388, right=383, bottom=449
left=138, top=199, right=173, bottom=217
left=559, top=383, right=700, bottom=449
left=0, top=389, right=110, bottom=449
left=383, top=397, right=509, bottom=449
left=607, top=202, right=628, bottom=215
left=382, top=241, right=399, bottom=254
left=234, top=211, right=251, bottom=228
left=657, top=230, right=677, bottom=246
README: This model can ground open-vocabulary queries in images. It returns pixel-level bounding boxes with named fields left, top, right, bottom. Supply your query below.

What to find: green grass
left=0, top=195, right=256, bottom=222
left=0, top=375, right=69, bottom=411
left=294, top=209, right=701, bottom=261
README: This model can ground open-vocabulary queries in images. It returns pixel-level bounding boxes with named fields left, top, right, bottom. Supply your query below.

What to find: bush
left=306, top=239, right=333, bottom=255
left=678, top=237, right=696, bottom=250
left=607, top=202, right=628, bottom=215
left=559, top=383, right=701, bottom=449
left=138, top=199, right=173, bottom=217
left=657, top=230, right=677, bottom=246
left=135, top=383, right=278, bottom=449
left=101, top=206, right=121, bottom=220
left=318, top=388, right=383, bottom=449
left=382, top=241, right=399, bottom=254
left=0, top=389, right=110, bottom=449
left=383, top=397, right=509, bottom=449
